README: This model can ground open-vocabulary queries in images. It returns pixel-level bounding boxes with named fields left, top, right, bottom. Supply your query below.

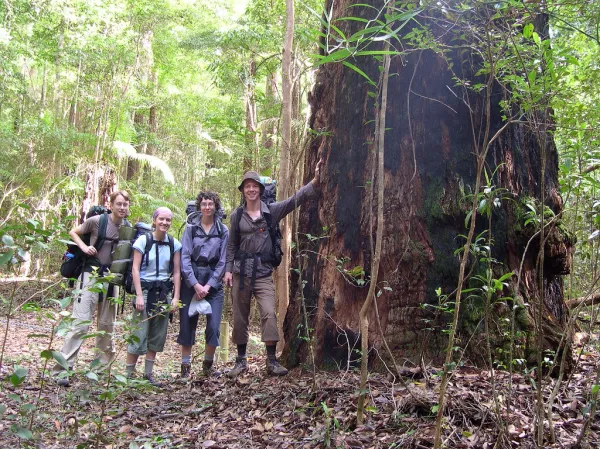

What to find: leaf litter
left=1, top=282, right=599, bottom=448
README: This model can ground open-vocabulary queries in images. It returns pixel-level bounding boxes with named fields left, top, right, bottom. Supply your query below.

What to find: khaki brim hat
left=238, top=171, right=265, bottom=193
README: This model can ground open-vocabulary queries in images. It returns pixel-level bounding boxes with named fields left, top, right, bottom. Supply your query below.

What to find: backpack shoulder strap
left=167, top=234, right=175, bottom=275
left=231, top=207, right=243, bottom=248
left=95, top=213, right=109, bottom=250
left=263, top=211, right=277, bottom=247
left=143, top=232, right=153, bottom=268
left=191, top=224, right=200, bottom=240
left=215, top=219, right=225, bottom=239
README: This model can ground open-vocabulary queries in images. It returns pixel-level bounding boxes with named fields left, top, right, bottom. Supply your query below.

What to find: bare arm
left=268, top=159, right=323, bottom=223
left=69, top=225, right=97, bottom=256
left=172, top=251, right=181, bottom=308
left=132, top=250, right=144, bottom=311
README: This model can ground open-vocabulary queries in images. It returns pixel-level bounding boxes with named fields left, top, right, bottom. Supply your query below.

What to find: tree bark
left=275, top=0, right=295, bottom=352
left=244, top=59, right=258, bottom=171
left=148, top=68, right=159, bottom=155
left=282, top=1, right=573, bottom=370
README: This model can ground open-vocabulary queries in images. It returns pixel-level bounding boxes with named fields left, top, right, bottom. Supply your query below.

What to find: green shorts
left=127, top=290, right=171, bottom=355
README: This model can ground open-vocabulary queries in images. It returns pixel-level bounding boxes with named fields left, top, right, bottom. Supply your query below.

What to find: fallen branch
left=566, top=294, right=600, bottom=309
left=140, top=405, right=213, bottom=423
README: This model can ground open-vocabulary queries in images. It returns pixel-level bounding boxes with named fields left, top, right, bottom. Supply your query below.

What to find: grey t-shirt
left=79, top=214, right=121, bottom=266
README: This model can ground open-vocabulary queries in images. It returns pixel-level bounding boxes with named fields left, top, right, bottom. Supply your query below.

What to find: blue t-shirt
left=133, top=233, right=182, bottom=281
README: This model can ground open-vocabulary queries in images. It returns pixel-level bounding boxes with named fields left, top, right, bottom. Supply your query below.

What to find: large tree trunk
left=282, top=2, right=573, bottom=369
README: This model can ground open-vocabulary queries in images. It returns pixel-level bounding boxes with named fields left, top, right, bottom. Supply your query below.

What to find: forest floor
left=0, top=278, right=599, bottom=449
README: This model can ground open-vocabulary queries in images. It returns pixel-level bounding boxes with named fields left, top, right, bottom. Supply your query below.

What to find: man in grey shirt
left=55, top=190, right=131, bottom=386
left=224, top=161, right=321, bottom=377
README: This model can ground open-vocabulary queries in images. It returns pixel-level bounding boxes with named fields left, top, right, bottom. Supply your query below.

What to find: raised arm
left=268, top=159, right=322, bottom=222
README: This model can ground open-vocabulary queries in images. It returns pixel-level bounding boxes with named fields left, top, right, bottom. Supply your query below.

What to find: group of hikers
left=53, top=164, right=321, bottom=387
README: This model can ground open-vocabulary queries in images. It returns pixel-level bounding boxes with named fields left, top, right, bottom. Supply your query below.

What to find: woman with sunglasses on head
left=125, top=207, right=181, bottom=387
left=178, top=191, right=229, bottom=379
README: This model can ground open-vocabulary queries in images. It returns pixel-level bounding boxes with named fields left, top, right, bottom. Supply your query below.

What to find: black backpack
left=124, top=232, right=175, bottom=294
left=60, top=207, right=111, bottom=286
left=231, top=178, right=283, bottom=268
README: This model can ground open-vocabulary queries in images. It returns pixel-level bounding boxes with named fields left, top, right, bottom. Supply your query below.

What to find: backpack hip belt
left=237, top=252, right=265, bottom=293
left=138, top=279, right=173, bottom=315
left=193, top=260, right=217, bottom=268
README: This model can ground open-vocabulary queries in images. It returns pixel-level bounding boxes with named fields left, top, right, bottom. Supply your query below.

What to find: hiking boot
left=180, top=363, right=191, bottom=379
left=143, top=373, right=163, bottom=388
left=266, top=358, right=288, bottom=376
left=202, top=360, right=222, bottom=377
left=226, top=357, right=247, bottom=379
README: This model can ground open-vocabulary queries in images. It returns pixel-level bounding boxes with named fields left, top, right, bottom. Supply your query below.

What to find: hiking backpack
left=60, top=206, right=111, bottom=286
left=108, top=222, right=150, bottom=287
left=231, top=177, right=283, bottom=267
left=178, top=200, right=227, bottom=239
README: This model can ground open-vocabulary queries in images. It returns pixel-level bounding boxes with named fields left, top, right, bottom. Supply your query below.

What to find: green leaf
left=10, top=366, right=28, bottom=387
left=114, top=374, right=128, bottom=384
left=52, top=351, right=70, bottom=371
left=329, top=23, right=347, bottom=41
left=342, top=61, right=376, bottom=86
left=354, top=50, right=402, bottom=57
left=523, top=23, right=534, bottom=39
left=337, top=16, right=370, bottom=24
left=59, top=296, right=72, bottom=309
left=592, top=384, right=600, bottom=395
left=12, top=426, right=33, bottom=440
left=2, top=234, right=15, bottom=246
left=0, top=403, right=6, bottom=416
left=315, top=48, right=352, bottom=65
left=464, top=210, right=473, bottom=228
left=346, top=3, right=380, bottom=11
left=527, top=70, right=536, bottom=86
left=0, top=250, right=15, bottom=266
left=86, top=372, right=99, bottom=381
left=347, top=26, right=385, bottom=42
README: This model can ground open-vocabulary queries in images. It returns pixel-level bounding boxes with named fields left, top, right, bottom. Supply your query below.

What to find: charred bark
left=282, top=1, right=573, bottom=370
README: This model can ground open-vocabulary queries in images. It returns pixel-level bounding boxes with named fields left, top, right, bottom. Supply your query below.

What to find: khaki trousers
left=231, top=273, right=279, bottom=344
left=56, top=271, right=118, bottom=371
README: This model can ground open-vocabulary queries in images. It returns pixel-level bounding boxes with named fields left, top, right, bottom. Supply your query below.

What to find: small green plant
left=321, top=401, right=340, bottom=448
left=3, top=365, right=34, bottom=442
